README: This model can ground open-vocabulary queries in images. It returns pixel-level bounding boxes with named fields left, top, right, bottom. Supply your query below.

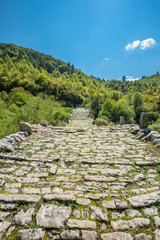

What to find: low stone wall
left=0, top=121, right=51, bottom=152
left=130, top=125, right=160, bottom=147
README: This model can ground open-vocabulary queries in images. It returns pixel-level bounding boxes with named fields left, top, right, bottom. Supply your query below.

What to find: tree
left=122, top=76, right=126, bottom=82
left=91, top=95, right=102, bottom=119
left=133, top=92, right=144, bottom=122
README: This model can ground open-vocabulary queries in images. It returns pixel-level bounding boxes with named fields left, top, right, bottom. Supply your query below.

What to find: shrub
left=95, top=118, right=109, bottom=126
left=148, top=111, right=159, bottom=124
left=150, top=118, right=160, bottom=133
left=12, top=92, right=30, bottom=106
left=100, top=99, right=135, bottom=124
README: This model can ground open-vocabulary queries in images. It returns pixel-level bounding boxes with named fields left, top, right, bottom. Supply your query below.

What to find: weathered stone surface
left=139, top=112, right=148, bottom=129
left=49, top=165, right=57, bottom=174
left=61, top=230, right=80, bottom=239
left=14, top=208, right=34, bottom=226
left=19, top=122, right=32, bottom=135
left=22, top=188, right=40, bottom=194
left=112, top=212, right=125, bottom=219
left=120, top=116, right=125, bottom=125
left=6, top=226, right=16, bottom=237
left=154, top=230, right=160, bottom=240
left=111, top=218, right=150, bottom=230
left=85, top=175, right=115, bottom=182
left=90, top=205, right=108, bottom=222
left=126, top=209, right=141, bottom=217
left=0, top=109, right=160, bottom=238
left=40, top=120, right=48, bottom=126
left=18, top=228, right=45, bottom=240
left=5, top=183, right=21, bottom=188
left=128, top=191, right=160, bottom=207
left=36, top=204, right=71, bottom=228
left=0, top=180, right=5, bottom=187
left=77, top=198, right=91, bottom=205
left=67, top=219, right=96, bottom=229
left=154, top=216, right=160, bottom=228
left=81, top=230, right=97, bottom=240
left=143, top=206, right=158, bottom=216
left=102, top=200, right=127, bottom=209
left=43, top=194, right=76, bottom=201
left=101, top=232, right=133, bottom=240
left=0, top=221, right=11, bottom=238
left=0, top=203, right=17, bottom=209
left=135, top=233, right=152, bottom=240
left=0, top=194, right=40, bottom=202
left=0, top=212, right=10, bottom=221
left=134, top=173, right=145, bottom=181
left=85, top=193, right=108, bottom=200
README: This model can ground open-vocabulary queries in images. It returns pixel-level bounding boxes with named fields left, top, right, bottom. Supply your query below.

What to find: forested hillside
left=0, top=43, right=160, bottom=138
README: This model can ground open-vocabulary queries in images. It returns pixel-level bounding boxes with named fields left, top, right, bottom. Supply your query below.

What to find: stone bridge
left=0, top=108, right=159, bottom=239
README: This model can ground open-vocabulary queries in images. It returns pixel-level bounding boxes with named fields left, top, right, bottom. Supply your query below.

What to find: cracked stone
left=135, top=233, right=152, bottom=240
left=128, top=191, right=160, bottom=207
left=112, top=212, right=125, bottom=219
left=61, top=230, right=80, bottom=239
left=77, top=198, right=91, bottom=205
left=0, top=194, right=41, bottom=202
left=81, top=230, right=97, bottom=240
left=36, top=204, right=71, bottom=228
left=126, top=209, right=142, bottom=217
left=18, top=228, right=45, bottom=240
left=101, top=232, right=133, bottom=240
left=0, top=212, right=10, bottom=221
left=154, top=216, right=160, bottom=228
left=111, top=218, right=150, bottom=230
left=102, top=200, right=127, bottom=209
left=0, top=221, right=11, bottom=239
left=90, top=205, right=108, bottom=222
left=43, top=194, right=76, bottom=201
left=154, top=230, right=160, bottom=240
left=14, top=208, right=34, bottom=226
left=143, top=206, right=158, bottom=216
left=67, top=219, right=96, bottom=229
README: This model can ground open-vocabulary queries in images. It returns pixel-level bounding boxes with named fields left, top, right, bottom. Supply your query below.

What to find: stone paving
left=0, top=109, right=160, bottom=239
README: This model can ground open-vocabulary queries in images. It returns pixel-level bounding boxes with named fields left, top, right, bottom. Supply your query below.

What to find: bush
left=148, top=111, right=159, bottom=124
left=150, top=118, right=160, bottom=133
left=112, top=103, right=135, bottom=124
left=95, top=118, right=109, bottom=126
left=100, top=99, right=135, bottom=124
left=0, top=95, right=71, bottom=139
left=12, top=92, right=30, bottom=106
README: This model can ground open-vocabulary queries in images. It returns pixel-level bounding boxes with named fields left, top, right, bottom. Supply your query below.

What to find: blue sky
left=0, top=0, right=160, bottom=80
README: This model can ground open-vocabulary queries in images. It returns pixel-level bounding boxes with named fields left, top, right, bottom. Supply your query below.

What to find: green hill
left=0, top=43, right=105, bottom=106
left=0, top=43, right=160, bottom=138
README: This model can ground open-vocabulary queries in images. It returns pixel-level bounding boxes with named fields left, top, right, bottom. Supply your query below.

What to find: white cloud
left=125, top=38, right=156, bottom=51
left=125, top=40, right=140, bottom=50
left=126, top=76, right=139, bottom=81
left=104, top=57, right=110, bottom=61
left=140, top=38, right=156, bottom=49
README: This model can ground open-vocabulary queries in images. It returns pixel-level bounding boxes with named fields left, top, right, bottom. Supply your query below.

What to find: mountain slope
left=0, top=43, right=105, bottom=106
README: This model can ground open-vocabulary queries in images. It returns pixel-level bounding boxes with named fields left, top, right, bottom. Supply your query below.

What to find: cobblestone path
left=0, top=109, right=160, bottom=239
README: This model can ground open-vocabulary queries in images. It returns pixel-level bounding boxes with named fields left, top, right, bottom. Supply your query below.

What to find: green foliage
left=148, top=111, right=159, bottom=124
left=95, top=118, right=109, bottom=126
left=100, top=99, right=115, bottom=120
left=0, top=43, right=160, bottom=133
left=91, top=95, right=102, bottom=119
left=12, top=92, right=30, bottom=106
left=0, top=95, right=71, bottom=139
left=100, top=99, right=134, bottom=123
left=0, top=43, right=104, bottom=106
left=133, top=92, right=144, bottom=122
left=150, top=118, right=160, bottom=133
